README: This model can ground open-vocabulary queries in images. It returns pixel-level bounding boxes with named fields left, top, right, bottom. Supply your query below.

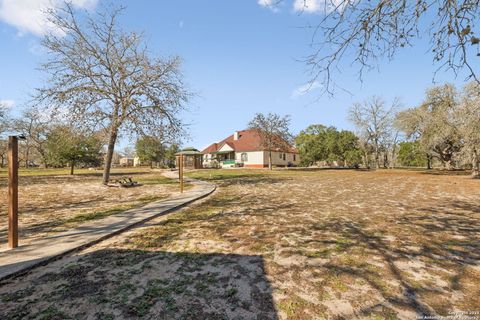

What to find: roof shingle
left=201, top=129, right=298, bottom=154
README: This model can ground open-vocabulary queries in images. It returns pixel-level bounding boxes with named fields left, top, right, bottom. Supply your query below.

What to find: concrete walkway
left=0, top=171, right=215, bottom=280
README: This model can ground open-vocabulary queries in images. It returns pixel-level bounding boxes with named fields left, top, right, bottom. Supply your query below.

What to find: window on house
left=282, top=153, right=286, bottom=161
left=241, top=153, right=248, bottom=162
left=293, top=154, right=296, bottom=161
left=279, top=153, right=282, bottom=159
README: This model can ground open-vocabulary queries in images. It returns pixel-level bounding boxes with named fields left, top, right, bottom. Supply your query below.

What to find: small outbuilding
left=119, top=157, right=134, bottom=167
left=175, top=148, right=203, bottom=169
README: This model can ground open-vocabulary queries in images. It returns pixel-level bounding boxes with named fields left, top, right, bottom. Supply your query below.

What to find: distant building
left=133, top=157, right=147, bottom=167
left=119, top=157, right=134, bottom=167
left=202, top=129, right=300, bottom=168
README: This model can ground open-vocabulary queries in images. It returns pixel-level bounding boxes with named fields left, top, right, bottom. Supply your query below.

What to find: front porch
left=212, top=151, right=238, bottom=168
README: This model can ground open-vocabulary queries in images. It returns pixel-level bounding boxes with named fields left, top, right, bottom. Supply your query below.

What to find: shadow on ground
left=0, top=249, right=278, bottom=320
left=305, top=198, right=480, bottom=317
left=418, top=169, right=472, bottom=176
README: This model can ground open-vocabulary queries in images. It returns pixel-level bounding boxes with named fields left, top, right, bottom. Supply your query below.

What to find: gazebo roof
left=175, top=147, right=203, bottom=156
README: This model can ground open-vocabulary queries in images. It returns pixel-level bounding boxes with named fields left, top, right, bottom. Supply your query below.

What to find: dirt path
left=0, top=169, right=177, bottom=250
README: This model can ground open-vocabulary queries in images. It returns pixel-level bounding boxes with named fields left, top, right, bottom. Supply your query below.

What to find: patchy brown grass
left=0, top=168, right=479, bottom=319
left=0, top=168, right=181, bottom=250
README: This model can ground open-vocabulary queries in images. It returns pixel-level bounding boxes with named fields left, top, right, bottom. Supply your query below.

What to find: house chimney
left=234, top=131, right=240, bottom=140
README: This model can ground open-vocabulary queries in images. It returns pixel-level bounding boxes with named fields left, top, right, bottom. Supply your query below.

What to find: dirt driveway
left=0, top=169, right=479, bottom=319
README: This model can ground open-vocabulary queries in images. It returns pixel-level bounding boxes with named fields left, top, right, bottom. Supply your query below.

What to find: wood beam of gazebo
left=175, top=148, right=203, bottom=169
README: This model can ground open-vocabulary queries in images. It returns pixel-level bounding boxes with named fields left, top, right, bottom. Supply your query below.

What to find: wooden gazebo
left=175, top=148, right=203, bottom=169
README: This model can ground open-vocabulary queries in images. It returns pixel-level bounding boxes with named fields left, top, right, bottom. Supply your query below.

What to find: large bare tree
left=12, top=107, right=52, bottom=168
left=0, top=102, right=9, bottom=133
left=292, top=0, right=480, bottom=94
left=37, top=3, right=189, bottom=184
left=349, top=96, right=399, bottom=169
left=0, top=102, right=10, bottom=167
left=248, top=112, right=293, bottom=170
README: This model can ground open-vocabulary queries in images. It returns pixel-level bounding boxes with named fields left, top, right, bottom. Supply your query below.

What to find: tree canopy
left=295, top=124, right=361, bottom=167
left=397, top=141, right=428, bottom=167
left=135, top=136, right=165, bottom=168
left=248, top=112, right=293, bottom=170
left=45, top=125, right=103, bottom=175
left=395, top=84, right=462, bottom=169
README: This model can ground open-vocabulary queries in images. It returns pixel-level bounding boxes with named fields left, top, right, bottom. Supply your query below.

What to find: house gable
left=218, top=142, right=234, bottom=152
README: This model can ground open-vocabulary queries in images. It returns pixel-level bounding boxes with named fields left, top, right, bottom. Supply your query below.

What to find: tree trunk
left=39, top=151, right=49, bottom=169
left=102, top=129, right=118, bottom=185
left=70, top=162, right=75, bottom=175
left=374, top=141, right=380, bottom=169
left=362, top=151, right=369, bottom=169
left=25, top=148, right=29, bottom=168
left=472, top=149, right=480, bottom=179
left=426, top=154, right=432, bottom=170
left=150, top=160, right=153, bottom=169
left=268, top=150, right=272, bottom=170
left=443, top=159, right=452, bottom=170
left=391, top=145, right=397, bottom=169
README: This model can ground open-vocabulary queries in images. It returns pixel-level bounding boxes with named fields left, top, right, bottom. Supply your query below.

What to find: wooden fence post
left=8, top=136, right=19, bottom=249
left=179, top=154, right=184, bottom=193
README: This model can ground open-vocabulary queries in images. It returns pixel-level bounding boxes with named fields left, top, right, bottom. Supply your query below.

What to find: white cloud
left=0, top=99, right=15, bottom=108
left=258, top=0, right=274, bottom=7
left=291, top=81, right=322, bottom=98
left=257, top=0, right=280, bottom=12
left=0, top=0, right=98, bottom=36
left=293, top=0, right=347, bottom=14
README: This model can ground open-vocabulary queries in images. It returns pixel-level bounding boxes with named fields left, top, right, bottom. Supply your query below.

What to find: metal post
left=8, top=136, right=19, bottom=249
left=179, top=154, right=184, bottom=193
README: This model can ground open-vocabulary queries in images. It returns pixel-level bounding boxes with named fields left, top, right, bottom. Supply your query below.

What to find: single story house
left=202, top=130, right=300, bottom=168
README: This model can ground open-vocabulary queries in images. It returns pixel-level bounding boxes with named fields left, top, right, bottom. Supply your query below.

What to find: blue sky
left=0, top=0, right=477, bottom=150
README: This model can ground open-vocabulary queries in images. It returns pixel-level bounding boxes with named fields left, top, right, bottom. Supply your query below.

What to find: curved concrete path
left=0, top=171, right=215, bottom=280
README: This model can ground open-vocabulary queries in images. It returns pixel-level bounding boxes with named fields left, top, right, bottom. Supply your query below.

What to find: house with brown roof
left=202, top=129, right=300, bottom=168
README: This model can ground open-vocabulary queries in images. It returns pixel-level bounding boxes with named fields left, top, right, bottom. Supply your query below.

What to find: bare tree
left=293, top=1, right=480, bottom=94
left=349, top=96, right=400, bottom=169
left=0, top=139, right=7, bottom=167
left=382, top=129, right=401, bottom=169
left=248, top=112, right=293, bottom=170
left=36, top=3, right=189, bottom=184
left=0, top=102, right=11, bottom=167
left=0, top=102, right=10, bottom=133
left=11, top=107, right=52, bottom=167
left=120, top=146, right=136, bottom=158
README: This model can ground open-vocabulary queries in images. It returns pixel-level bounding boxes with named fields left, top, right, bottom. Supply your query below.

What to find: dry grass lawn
left=0, top=168, right=479, bottom=319
left=0, top=167, right=180, bottom=251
